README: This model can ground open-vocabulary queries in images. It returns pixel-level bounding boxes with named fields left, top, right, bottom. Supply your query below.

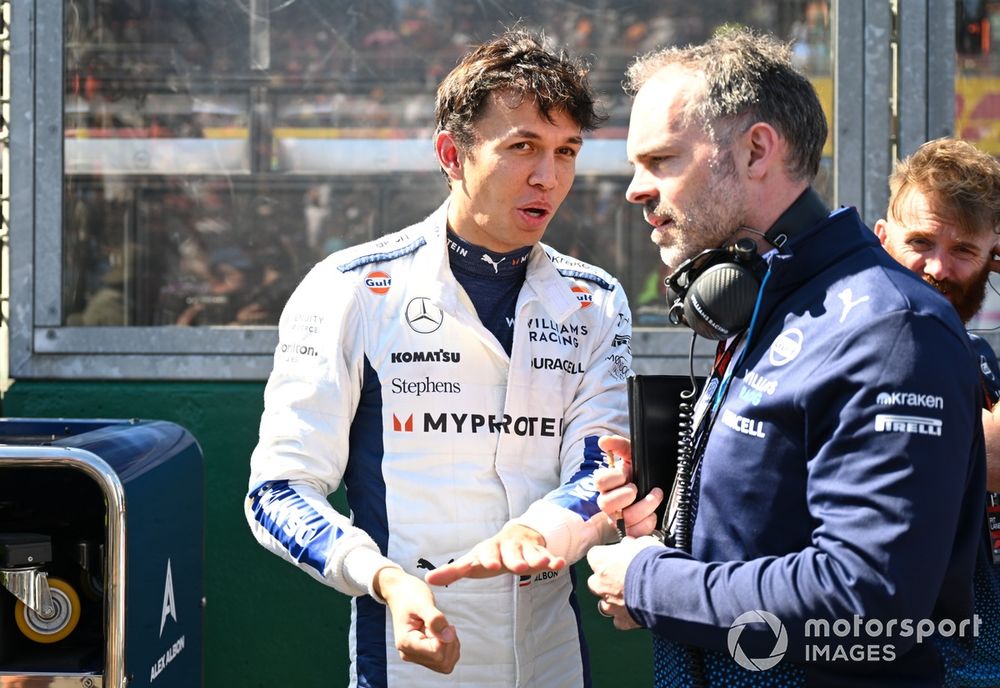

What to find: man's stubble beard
left=651, top=153, right=746, bottom=270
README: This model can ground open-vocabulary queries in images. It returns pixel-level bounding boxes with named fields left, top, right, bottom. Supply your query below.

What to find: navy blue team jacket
left=625, top=206, right=987, bottom=686
left=938, top=334, right=1000, bottom=687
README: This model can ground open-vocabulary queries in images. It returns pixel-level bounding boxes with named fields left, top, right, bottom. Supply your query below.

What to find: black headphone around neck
left=664, top=187, right=830, bottom=340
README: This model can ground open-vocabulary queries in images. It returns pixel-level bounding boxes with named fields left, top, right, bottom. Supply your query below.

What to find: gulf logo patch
left=572, top=285, right=593, bottom=308
left=365, top=271, right=391, bottom=295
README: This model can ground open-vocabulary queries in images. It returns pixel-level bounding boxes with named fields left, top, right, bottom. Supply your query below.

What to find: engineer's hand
left=374, top=567, right=460, bottom=674
left=424, top=523, right=565, bottom=586
left=587, top=536, right=662, bottom=630
left=595, top=435, right=664, bottom=537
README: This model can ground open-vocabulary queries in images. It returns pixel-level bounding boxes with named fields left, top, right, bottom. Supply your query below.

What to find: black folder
left=627, top=374, right=704, bottom=532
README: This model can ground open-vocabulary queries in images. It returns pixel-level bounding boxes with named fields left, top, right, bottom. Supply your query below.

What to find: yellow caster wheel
left=14, top=577, right=81, bottom=643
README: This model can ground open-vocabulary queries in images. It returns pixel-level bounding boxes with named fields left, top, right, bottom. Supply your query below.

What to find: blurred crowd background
left=59, top=0, right=998, bottom=330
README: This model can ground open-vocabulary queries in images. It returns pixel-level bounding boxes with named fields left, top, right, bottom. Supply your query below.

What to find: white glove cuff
left=331, top=539, right=398, bottom=601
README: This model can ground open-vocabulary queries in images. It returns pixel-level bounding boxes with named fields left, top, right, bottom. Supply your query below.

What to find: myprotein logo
left=447, top=237, right=469, bottom=258
left=728, top=610, right=788, bottom=671
left=364, top=271, right=391, bottom=295
left=874, top=414, right=942, bottom=436
left=392, top=412, right=563, bottom=437
left=405, top=297, right=444, bottom=334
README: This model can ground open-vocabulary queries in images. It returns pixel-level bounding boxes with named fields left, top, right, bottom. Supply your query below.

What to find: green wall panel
left=2, top=380, right=650, bottom=687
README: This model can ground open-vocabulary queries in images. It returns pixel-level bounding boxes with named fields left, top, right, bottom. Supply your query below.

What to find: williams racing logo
left=527, top=317, right=589, bottom=348
left=391, top=412, right=563, bottom=437
left=874, top=414, right=943, bottom=437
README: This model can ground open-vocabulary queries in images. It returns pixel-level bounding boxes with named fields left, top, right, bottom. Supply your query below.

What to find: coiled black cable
left=676, top=331, right=706, bottom=687
left=672, top=388, right=696, bottom=553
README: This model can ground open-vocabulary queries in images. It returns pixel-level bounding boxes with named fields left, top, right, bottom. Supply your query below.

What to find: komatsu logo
left=875, top=392, right=944, bottom=409
left=391, top=350, right=461, bottom=364
left=874, top=414, right=943, bottom=436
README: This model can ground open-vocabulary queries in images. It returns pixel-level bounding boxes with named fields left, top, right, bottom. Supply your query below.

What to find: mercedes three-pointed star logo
left=404, top=297, right=444, bottom=334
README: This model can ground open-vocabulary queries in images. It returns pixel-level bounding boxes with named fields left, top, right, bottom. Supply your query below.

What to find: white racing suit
left=246, top=202, right=632, bottom=687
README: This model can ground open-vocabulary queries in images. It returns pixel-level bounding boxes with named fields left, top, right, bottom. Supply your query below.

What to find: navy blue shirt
left=628, top=207, right=986, bottom=686
left=446, top=230, right=530, bottom=357
left=937, top=334, right=1000, bottom=687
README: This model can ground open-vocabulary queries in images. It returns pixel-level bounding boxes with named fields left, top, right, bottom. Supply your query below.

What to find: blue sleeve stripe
left=554, top=268, right=614, bottom=291
left=546, top=435, right=605, bottom=519
left=248, top=479, right=343, bottom=576
left=336, top=237, right=426, bottom=272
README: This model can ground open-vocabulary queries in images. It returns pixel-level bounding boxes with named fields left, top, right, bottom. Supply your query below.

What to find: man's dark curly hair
left=434, top=29, right=606, bottom=153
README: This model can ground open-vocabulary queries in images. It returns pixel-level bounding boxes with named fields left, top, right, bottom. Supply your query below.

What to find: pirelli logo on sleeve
left=874, top=414, right=943, bottom=437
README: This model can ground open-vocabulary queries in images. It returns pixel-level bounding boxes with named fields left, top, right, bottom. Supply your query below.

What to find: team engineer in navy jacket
left=586, top=28, right=987, bottom=687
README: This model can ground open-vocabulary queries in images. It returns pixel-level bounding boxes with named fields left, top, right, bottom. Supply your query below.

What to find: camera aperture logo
left=727, top=610, right=982, bottom=670
left=727, top=610, right=788, bottom=671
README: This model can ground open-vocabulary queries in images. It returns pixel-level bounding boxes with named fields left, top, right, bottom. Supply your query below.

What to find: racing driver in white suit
left=245, top=30, right=632, bottom=688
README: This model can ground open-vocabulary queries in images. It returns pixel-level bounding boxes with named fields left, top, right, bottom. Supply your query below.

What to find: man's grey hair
left=625, top=27, right=827, bottom=181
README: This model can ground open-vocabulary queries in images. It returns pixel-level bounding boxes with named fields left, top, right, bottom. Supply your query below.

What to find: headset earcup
left=683, top=263, right=761, bottom=340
